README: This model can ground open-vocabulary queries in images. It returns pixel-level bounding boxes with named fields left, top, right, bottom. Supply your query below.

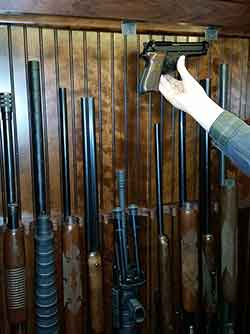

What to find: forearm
left=189, top=98, right=224, bottom=132
left=209, top=111, right=250, bottom=175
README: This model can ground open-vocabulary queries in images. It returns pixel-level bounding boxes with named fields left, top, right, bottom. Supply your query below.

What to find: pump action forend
left=139, top=40, right=208, bottom=93
left=0, top=92, right=26, bottom=332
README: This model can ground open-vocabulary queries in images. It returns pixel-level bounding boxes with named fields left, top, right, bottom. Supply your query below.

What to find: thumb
left=177, top=55, right=194, bottom=82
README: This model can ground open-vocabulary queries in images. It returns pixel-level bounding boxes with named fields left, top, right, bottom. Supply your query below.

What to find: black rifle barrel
left=113, top=207, right=126, bottom=283
left=154, top=123, right=164, bottom=237
left=199, top=79, right=211, bottom=235
left=28, top=61, right=47, bottom=216
left=116, top=169, right=128, bottom=276
left=0, top=92, right=17, bottom=229
left=218, top=64, right=229, bottom=186
left=128, top=204, right=141, bottom=277
left=81, top=96, right=100, bottom=252
left=28, top=60, right=58, bottom=333
left=179, top=110, right=187, bottom=207
left=59, top=87, right=71, bottom=218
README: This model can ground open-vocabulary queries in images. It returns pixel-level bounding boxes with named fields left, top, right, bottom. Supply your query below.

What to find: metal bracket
left=121, top=21, right=137, bottom=36
left=205, top=26, right=218, bottom=41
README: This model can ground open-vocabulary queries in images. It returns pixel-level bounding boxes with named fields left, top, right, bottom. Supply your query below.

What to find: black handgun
left=139, top=40, right=209, bottom=93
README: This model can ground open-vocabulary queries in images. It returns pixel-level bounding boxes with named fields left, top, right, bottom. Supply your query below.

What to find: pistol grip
left=140, top=52, right=166, bottom=93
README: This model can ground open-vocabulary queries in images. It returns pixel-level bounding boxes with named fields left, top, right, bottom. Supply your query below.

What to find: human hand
left=159, top=56, right=223, bottom=131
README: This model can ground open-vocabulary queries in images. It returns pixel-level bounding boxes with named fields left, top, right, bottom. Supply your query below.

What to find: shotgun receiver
left=81, top=97, right=104, bottom=334
left=139, top=40, right=208, bottom=93
left=59, top=88, right=84, bottom=333
left=0, top=93, right=26, bottom=332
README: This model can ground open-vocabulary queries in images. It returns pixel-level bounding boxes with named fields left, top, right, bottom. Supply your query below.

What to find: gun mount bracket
left=205, top=26, right=219, bottom=41
left=121, top=21, right=137, bottom=35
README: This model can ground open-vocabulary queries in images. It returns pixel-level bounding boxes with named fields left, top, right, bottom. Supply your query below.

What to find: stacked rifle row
left=0, top=60, right=146, bottom=334
left=154, top=64, right=238, bottom=334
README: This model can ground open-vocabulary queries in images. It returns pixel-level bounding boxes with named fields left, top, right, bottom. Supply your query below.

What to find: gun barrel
left=218, top=64, right=229, bottom=186
left=199, top=79, right=211, bottom=235
left=116, top=170, right=128, bottom=276
left=81, top=97, right=100, bottom=252
left=142, top=41, right=208, bottom=56
left=128, top=204, right=142, bottom=278
left=81, top=96, right=104, bottom=334
left=154, top=123, right=172, bottom=332
left=179, top=111, right=187, bottom=207
left=28, top=60, right=58, bottom=333
left=59, top=87, right=71, bottom=218
left=154, top=123, right=164, bottom=236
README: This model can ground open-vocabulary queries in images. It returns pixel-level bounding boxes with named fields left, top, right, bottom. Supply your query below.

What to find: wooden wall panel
left=0, top=22, right=250, bottom=334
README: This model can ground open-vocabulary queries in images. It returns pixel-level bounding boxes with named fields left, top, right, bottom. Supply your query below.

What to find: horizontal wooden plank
left=0, top=0, right=250, bottom=35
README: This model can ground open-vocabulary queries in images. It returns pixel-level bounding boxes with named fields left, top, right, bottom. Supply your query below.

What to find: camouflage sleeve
left=209, top=111, right=250, bottom=175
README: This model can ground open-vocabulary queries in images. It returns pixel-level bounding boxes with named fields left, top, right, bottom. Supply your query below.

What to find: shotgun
left=81, top=96, right=104, bottom=334
left=28, top=60, right=58, bottom=333
left=0, top=92, right=26, bottom=332
left=178, top=109, right=199, bottom=332
left=199, top=79, right=217, bottom=333
left=218, top=64, right=238, bottom=334
left=154, top=124, right=173, bottom=333
left=59, top=88, right=84, bottom=333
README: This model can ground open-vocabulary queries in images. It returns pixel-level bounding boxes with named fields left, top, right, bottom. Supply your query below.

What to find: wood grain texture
left=0, top=22, right=250, bottom=334
left=1, top=1, right=250, bottom=35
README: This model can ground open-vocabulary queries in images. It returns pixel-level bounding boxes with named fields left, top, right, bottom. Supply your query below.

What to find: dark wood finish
left=88, top=252, right=104, bottom=334
left=0, top=22, right=250, bottom=334
left=1, top=1, right=250, bottom=35
left=62, top=218, right=84, bottom=333
left=180, top=206, right=199, bottom=312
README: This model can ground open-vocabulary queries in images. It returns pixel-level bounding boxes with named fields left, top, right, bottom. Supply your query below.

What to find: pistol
left=139, top=40, right=208, bottom=93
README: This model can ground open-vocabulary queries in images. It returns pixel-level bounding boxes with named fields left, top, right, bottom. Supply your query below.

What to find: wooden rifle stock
left=220, top=179, right=238, bottom=304
left=158, top=234, right=172, bottom=333
left=62, top=216, right=84, bottom=333
left=59, top=88, right=84, bottom=333
left=88, top=251, right=104, bottom=334
left=180, top=203, right=199, bottom=313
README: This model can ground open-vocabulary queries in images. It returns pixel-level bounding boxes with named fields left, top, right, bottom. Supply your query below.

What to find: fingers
left=159, top=74, right=184, bottom=94
left=177, top=55, right=195, bottom=82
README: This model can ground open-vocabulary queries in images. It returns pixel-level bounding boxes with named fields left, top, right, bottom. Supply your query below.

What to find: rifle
left=154, top=124, right=173, bottom=333
left=81, top=96, right=104, bottom=334
left=139, top=40, right=208, bottom=93
left=178, top=110, right=199, bottom=332
left=59, top=88, right=84, bottom=333
left=199, top=79, right=217, bottom=333
left=112, top=170, right=145, bottom=334
left=0, top=92, right=26, bottom=332
left=218, top=64, right=238, bottom=334
left=28, top=61, right=58, bottom=333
